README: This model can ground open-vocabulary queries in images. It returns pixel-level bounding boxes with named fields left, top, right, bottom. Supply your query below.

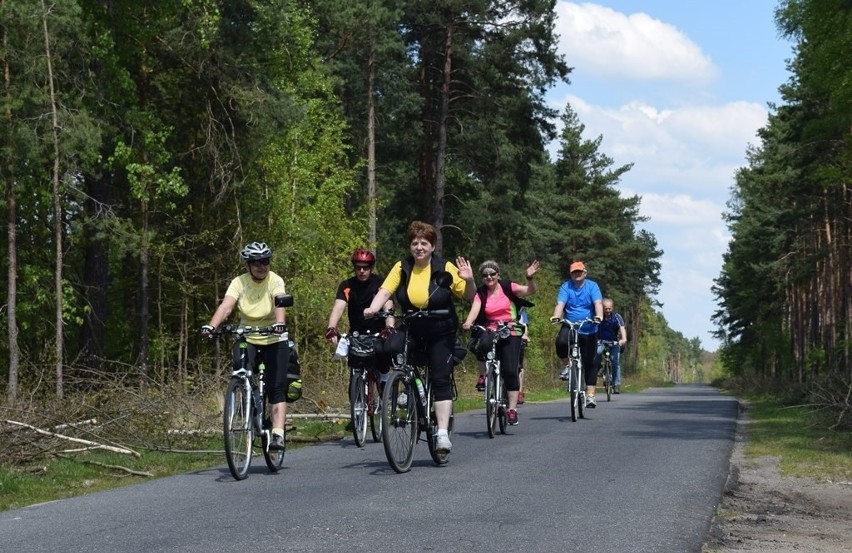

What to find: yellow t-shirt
left=225, top=271, right=287, bottom=345
left=381, top=259, right=467, bottom=309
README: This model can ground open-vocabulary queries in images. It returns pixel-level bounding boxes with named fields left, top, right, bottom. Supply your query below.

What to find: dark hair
left=406, top=221, right=437, bottom=246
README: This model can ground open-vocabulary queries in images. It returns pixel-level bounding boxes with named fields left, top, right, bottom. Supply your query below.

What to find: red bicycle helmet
left=351, top=249, right=376, bottom=265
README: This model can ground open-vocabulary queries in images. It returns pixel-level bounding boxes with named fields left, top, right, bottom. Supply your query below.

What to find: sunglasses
left=249, top=258, right=270, bottom=267
left=481, top=271, right=498, bottom=278
left=354, top=265, right=372, bottom=271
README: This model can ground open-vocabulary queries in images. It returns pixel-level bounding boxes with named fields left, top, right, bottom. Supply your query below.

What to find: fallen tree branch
left=55, top=454, right=152, bottom=477
left=4, top=419, right=141, bottom=458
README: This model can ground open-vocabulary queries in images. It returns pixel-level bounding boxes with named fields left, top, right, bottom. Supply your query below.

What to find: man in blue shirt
left=550, top=261, right=603, bottom=406
left=596, top=298, right=627, bottom=393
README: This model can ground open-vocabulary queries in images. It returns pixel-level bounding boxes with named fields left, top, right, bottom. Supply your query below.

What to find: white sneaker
left=396, top=392, right=408, bottom=408
left=559, top=366, right=570, bottom=380
left=586, top=395, right=597, bottom=408
left=435, top=433, right=452, bottom=453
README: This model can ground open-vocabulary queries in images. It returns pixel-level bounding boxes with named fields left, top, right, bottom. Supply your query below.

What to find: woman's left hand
left=456, top=256, right=473, bottom=281
left=526, top=259, right=540, bottom=279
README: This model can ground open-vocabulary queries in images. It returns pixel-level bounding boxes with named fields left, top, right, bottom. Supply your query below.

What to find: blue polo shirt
left=556, top=278, right=602, bottom=335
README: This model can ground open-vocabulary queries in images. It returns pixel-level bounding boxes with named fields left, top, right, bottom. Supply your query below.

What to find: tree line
left=1, top=0, right=702, bottom=404
left=713, top=0, right=851, bottom=391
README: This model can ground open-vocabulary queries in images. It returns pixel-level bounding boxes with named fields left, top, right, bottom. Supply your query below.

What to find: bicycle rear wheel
left=261, top=403, right=285, bottom=472
left=485, top=364, right=497, bottom=438
left=497, top=376, right=508, bottom=434
left=349, top=371, right=368, bottom=447
left=369, top=374, right=383, bottom=443
left=427, top=395, right=452, bottom=466
left=223, top=378, right=253, bottom=480
left=381, top=370, right=417, bottom=473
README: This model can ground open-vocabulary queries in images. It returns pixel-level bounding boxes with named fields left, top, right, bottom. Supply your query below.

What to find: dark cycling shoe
left=475, top=375, right=485, bottom=391
left=614, top=385, right=621, bottom=394
left=507, top=409, right=519, bottom=426
left=269, top=433, right=286, bottom=450
left=345, top=420, right=355, bottom=431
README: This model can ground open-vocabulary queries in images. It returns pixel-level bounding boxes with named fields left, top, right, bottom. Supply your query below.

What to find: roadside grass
left=0, top=419, right=338, bottom=512
left=738, top=395, right=852, bottom=481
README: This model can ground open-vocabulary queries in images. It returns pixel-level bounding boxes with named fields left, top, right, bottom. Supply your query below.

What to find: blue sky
left=545, top=1, right=795, bottom=350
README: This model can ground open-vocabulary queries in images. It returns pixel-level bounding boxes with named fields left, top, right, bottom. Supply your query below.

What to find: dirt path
left=702, top=406, right=852, bottom=552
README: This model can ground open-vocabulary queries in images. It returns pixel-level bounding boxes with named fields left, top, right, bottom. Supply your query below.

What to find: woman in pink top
left=462, top=259, right=539, bottom=425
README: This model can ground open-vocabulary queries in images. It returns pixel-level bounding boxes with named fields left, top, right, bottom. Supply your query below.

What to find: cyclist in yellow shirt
left=202, top=242, right=291, bottom=449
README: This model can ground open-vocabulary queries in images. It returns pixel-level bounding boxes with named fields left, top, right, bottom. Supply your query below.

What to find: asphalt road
left=1, top=384, right=738, bottom=553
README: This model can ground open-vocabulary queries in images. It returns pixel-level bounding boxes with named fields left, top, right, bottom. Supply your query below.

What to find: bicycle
left=380, top=309, right=457, bottom=473
left=472, top=320, right=516, bottom=438
left=210, top=295, right=294, bottom=480
left=342, top=331, right=384, bottom=447
left=551, top=317, right=597, bottom=422
left=598, top=339, right=617, bottom=402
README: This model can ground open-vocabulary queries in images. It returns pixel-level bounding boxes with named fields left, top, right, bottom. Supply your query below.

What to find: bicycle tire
left=381, top=370, right=417, bottom=473
left=369, top=374, right=383, bottom=443
left=349, top=371, right=368, bottom=447
left=223, top=378, right=253, bottom=480
left=604, top=357, right=613, bottom=401
left=485, top=363, right=497, bottom=438
left=262, top=431, right=285, bottom=471
left=577, top=363, right=585, bottom=420
left=498, top=375, right=508, bottom=434
left=427, top=392, right=452, bottom=466
left=568, top=362, right=583, bottom=422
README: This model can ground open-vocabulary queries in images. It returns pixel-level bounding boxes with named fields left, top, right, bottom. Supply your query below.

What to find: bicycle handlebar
left=550, top=317, right=599, bottom=330
left=471, top=320, right=519, bottom=339
left=206, top=325, right=286, bottom=338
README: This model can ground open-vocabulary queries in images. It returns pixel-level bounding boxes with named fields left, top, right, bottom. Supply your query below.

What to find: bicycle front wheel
left=577, top=364, right=585, bottom=420
left=349, top=371, right=368, bottom=447
left=381, top=370, right=417, bottom=473
left=485, top=364, right=497, bottom=438
left=604, top=359, right=613, bottom=401
left=369, top=374, right=383, bottom=443
left=223, top=378, right=253, bottom=480
left=568, top=363, right=580, bottom=423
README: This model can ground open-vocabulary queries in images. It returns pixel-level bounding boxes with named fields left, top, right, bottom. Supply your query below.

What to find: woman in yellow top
left=364, top=221, right=475, bottom=454
left=202, top=242, right=291, bottom=450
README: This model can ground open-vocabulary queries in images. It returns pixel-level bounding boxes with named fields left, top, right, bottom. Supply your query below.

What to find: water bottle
left=414, top=377, right=426, bottom=405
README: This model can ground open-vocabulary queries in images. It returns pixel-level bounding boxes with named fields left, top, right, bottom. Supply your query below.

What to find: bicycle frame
left=215, top=325, right=287, bottom=480
left=342, top=331, right=384, bottom=446
left=380, top=309, right=456, bottom=473
left=552, top=317, right=597, bottom=422
left=473, top=321, right=515, bottom=438
left=598, top=339, right=617, bottom=401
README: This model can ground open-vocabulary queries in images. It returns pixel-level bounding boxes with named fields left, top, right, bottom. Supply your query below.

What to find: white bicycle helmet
left=240, top=241, right=271, bottom=261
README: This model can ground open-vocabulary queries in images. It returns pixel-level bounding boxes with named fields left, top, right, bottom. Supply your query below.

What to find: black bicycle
left=343, top=331, right=384, bottom=447
left=598, top=339, right=617, bottom=401
left=380, top=309, right=457, bottom=473
left=472, top=320, right=516, bottom=438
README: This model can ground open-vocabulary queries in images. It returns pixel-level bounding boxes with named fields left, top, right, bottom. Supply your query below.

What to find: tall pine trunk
left=42, top=0, right=64, bottom=398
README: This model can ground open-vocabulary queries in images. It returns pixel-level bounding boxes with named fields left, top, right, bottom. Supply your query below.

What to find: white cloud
left=551, top=93, right=767, bottom=200
left=555, top=2, right=718, bottom=83
left=637, top=193, right=722, bottom=225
